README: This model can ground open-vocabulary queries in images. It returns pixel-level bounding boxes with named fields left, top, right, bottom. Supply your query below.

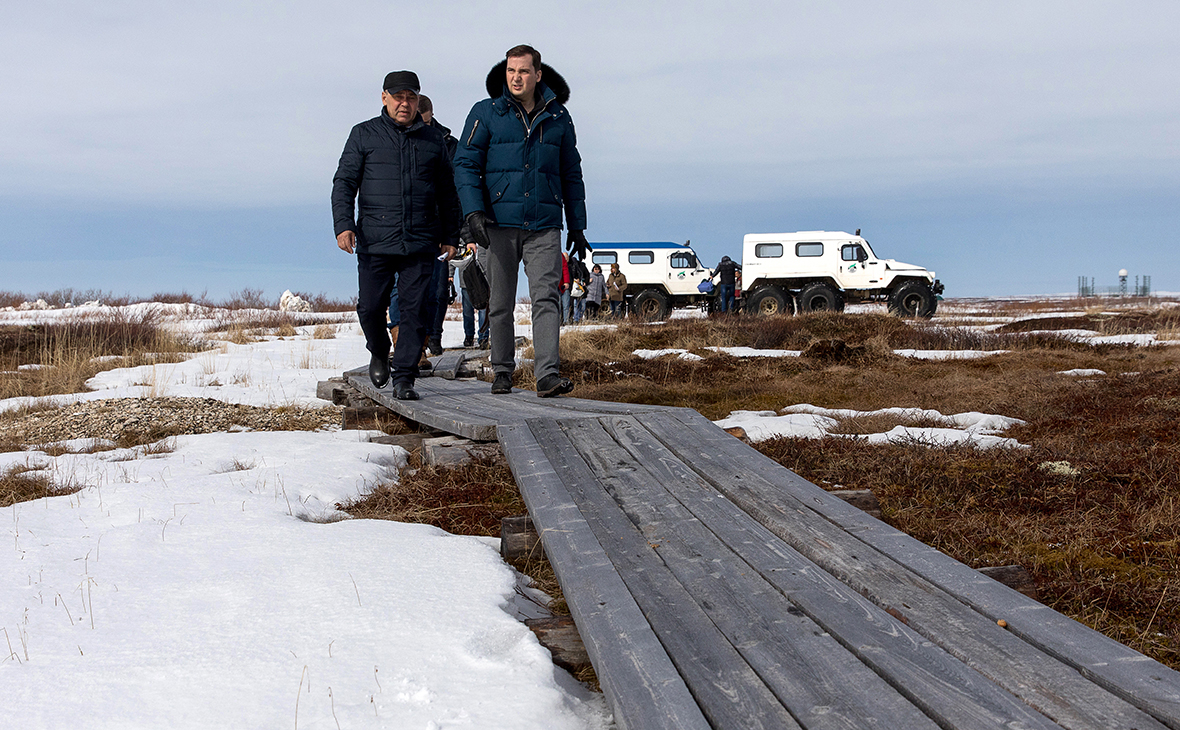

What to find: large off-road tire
left=797, top=282, right=842, bottom=313
left=888, top=281, right=937, bottom=319
left=632, top=289, right=671, bottom=321
left=745, top=287, right=795, bottom=317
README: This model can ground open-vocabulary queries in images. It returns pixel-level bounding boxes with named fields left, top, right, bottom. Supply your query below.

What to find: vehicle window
left=592, top=252, right=617, bottom=266
left=796, top=242, right=823, bottom=257
left=670, top=252, right=696, bottom=268
left=755, top=243, right=783, bottom=258
left=841, top=245, right=863, bottom=262
left=629, top=251, right=655, bottom=265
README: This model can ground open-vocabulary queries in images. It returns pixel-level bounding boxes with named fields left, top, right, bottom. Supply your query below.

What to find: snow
left=632, top=347, right=1007, bottom=360
left=0, top=306, right=610, bottom=729
left=717, top=404, right=1028, bottom=448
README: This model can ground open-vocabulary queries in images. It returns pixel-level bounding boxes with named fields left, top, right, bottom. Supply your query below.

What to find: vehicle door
left=838, top=242, right=880, bottom=290
left=668, top=250, right=707, bottom=295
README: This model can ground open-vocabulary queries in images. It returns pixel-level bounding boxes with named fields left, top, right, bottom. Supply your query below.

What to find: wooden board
left=345, top=369, right=680, bottom=441
left=592, top=414, right=1067, bottom=730
left=525, top=417, right=802, bottom=730
left=497, top=422, right=711, bottom=730
left=652, top=408, right=1180, bottom=729
left=429, top=349, right=468, bottom=380
left=637, top=409, right=1170, bottom=730
left=550, top=416, right=941, bottom=730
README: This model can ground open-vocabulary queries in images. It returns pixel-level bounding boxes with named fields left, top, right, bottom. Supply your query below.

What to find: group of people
left=559, top=257, right=628, bottom=323
left=331, top=44, right=586, bottom=400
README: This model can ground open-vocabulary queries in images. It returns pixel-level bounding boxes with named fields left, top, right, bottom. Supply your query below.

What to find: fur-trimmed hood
left=484, top=60, right=570, bottom=104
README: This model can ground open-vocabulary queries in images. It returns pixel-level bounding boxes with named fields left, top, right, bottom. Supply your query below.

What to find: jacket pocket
left=488, top=175, right=511, bottom=202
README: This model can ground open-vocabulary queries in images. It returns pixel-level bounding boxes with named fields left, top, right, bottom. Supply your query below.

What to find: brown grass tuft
left=342, top=455, right=526, bottom=536
left=1, top=464, right=82, bottom=508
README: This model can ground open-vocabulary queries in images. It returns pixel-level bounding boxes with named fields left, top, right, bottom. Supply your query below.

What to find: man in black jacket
left=710, top=255, right=742, bottom=314
left=332, top=71, right=460, bottom=400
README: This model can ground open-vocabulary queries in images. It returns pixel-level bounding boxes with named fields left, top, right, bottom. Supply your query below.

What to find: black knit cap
left=383, top=71, right=420, bottom=94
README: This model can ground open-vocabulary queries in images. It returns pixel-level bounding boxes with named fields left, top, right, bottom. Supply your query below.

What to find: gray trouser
left=481, top=226, right=562, bottom=380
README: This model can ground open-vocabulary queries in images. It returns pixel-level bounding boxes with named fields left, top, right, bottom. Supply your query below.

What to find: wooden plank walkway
left=347, top=368, right=1180, bottom=730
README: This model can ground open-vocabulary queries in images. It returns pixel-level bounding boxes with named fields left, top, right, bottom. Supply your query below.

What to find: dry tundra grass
left=0, top=309, right=204, bottom=401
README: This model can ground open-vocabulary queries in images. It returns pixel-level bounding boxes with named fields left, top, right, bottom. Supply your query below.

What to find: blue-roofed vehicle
left=587, top=241, right=714, bottom=320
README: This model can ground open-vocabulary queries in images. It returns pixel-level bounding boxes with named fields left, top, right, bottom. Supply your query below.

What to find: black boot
left=394, top=381, right=419, bottom=400
left=491, top=372, right=513, bottom=394
left=368, top=353, right=390, bottom=389
left=536, top=374, right=574, bottom=398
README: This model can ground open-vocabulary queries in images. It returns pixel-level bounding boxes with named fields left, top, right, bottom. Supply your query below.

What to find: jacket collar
left=493, top=82, right=560, bottom=119
left=380, top=107, right=426, bottom=132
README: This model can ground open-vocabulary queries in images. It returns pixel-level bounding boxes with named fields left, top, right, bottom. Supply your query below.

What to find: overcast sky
left=2, top=1, right=1177, bottom=301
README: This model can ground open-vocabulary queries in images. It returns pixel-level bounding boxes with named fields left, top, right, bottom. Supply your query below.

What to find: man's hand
left=440, top=245, right=457, bottom=262
left=465, top=211, right=491, bottom=248
left=336, top=230, right=356, bottom=254
left=566, top=230, right=591, bottom=260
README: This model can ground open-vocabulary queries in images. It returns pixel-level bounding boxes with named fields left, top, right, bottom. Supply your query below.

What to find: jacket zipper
left=466, top=119, right=480, bottom=146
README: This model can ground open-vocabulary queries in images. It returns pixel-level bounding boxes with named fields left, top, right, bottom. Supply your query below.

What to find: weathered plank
left=557, top=416, right=941, bottom=730
left=431, top=349, right=468, bottom=380
left=524, top=616, right=592, bottom=674
left=526, top=418, right=803, bottom=729
left=637, top=410, right=1169, bottom=730
left=496, top=423, right=710, bottom=730
left=654, top=408, right=1180, bottom=729
left=500, top=514, right=542, bottom=561
left=346, top=372, right=499, bottom=439
left=346, top=369, right=681, bottom=440
left=597, top=414, right=1065, bottom=730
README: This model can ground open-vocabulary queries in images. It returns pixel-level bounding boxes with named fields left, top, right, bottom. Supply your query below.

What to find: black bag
left=461, top=260, right=490, bottom=310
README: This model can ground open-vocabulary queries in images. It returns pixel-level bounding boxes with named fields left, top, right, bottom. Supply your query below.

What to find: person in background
left=585, top=263, right=606, bottom=319
left=607, top=262, right=627, bottom=317
left=569, top=254, right=589, bottom=323
left=710, top=254, right=741, bottom=314
left=456, top=242, right=489, bottom=348
left=332, top=70, right=459, bottom=401
left=559, top=252, right=572, bottom=325
left=453, top=44, right=589, bottom=397
left=419, top=94, right=459, bottom=358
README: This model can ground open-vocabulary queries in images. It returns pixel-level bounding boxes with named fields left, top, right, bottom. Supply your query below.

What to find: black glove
left=466, top=211, right=491, bottom=249
left=566, top=229, right=591, bottom=260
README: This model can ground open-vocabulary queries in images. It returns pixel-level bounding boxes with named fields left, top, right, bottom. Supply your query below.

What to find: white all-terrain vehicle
left=588, top=241, right=715, bottom=320
left=740, top=231, right=944, bottom=318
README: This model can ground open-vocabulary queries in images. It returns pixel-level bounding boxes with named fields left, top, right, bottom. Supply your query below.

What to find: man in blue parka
left=453, top=44, right=588, bottom=398
left=332, top=71, right=460, bottom=400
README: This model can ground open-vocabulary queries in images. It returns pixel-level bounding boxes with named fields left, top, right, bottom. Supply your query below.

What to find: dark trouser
left=432, top=259, right=450, bottom=337
left=386, top=275, right=400, bottom=327
left=420, top=258, right=448, bottom=338
left=357, top=250, right=434, bottom=386
left=718, top=283, right=735, bottom=312
left=462, top=287, right=487, bottom=342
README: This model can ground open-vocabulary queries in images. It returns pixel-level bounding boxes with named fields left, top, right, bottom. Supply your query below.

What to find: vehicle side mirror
left=858, top=249, right=868, bottom=262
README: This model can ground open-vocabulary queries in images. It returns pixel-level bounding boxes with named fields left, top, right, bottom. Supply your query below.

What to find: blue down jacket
left=332, top=109, right=462, bottom=256
left=453, top=62, right=587, bottom=232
